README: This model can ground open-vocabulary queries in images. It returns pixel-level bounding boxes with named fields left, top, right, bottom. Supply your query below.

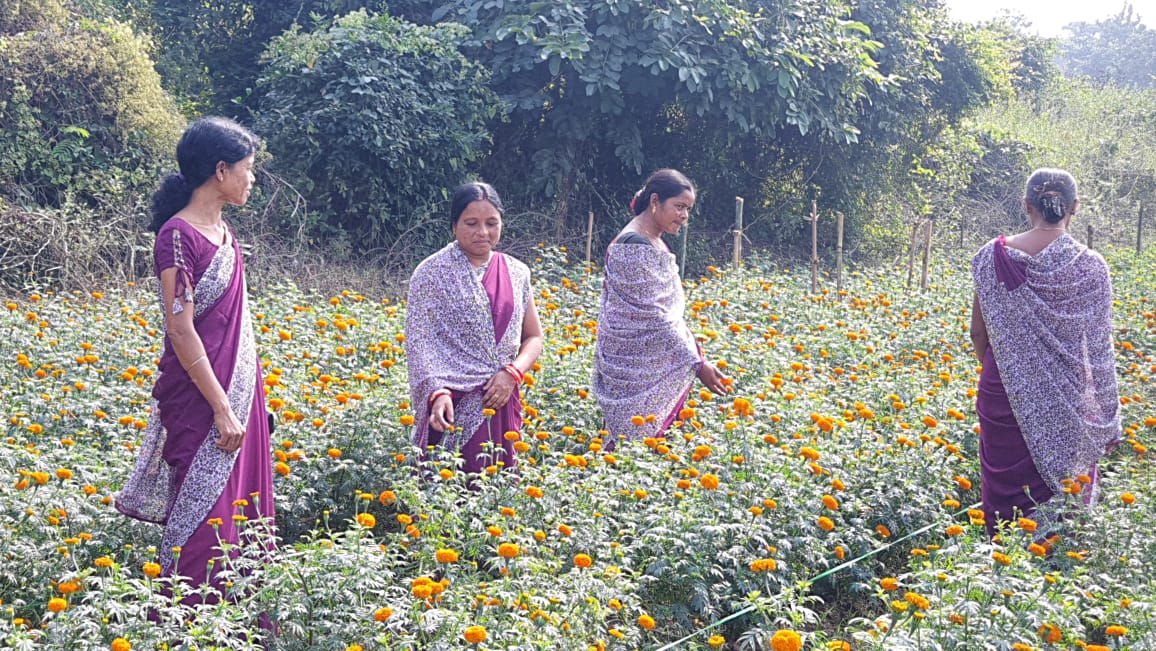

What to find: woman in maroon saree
left=117, top=117, right=274, bottom=595
left=970, top=168, right=1121, bottom=537
left=593, top=169, right=728, bottom=443
left=405, top=182, right=543, bottom=473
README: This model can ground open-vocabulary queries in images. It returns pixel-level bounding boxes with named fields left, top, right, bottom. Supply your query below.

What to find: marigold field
left=2, top=246, right=1155, bottom=651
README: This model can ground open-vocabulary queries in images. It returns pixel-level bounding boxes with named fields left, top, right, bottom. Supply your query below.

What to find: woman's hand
left=429, top=394, right=455, bottom=432
left=697, top=362, right=729, bottom=395
left=482, top=369, right=518, bottom=410
left=213, top=407, right=246, bottom=452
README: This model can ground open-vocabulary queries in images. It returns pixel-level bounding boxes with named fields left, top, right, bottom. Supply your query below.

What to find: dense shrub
left=254, top=10, right=501, bottom=254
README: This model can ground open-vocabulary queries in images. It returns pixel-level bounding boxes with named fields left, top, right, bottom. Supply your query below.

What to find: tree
left=253, top=10, right=501, bottom=252
left=1059, top=3, right=1156, bottom=88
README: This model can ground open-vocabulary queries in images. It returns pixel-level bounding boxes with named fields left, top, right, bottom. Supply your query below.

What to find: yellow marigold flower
left=436, top=548, right=459, bottom=563
left=356, top=513, right=376, bottom=528
left=373, top=607, right=393, bottom=622
left=111, top=638, right=131, bottom=651
left=707, top=634, right=725, bottom=648
left=497, top=542, right=519, bottom=558
left=946, top=524, right=964, bottom=537
left=94, top=557, right=113, bottom=568
left=574, top=553, right=593, bottom=568
left=47, top=597, right=68, bottom=613
left=399, top=414, right=415, bottom=426
left=637, top=614, right=656, bottom=630
left=345, top=645, right=362, bottom=651
left=880, top=577, right=899, bottom=591
left=439, top=468, right=454, bottom=480
left=817, top=516, right=835, bottom=531
left=1121, top=492, right=1136, bottom=505
left=142, top=562, right=161, bottom=578
left=463, top=625, right=488, bottom=644
left=700, top=474, right=720, bottom=490
left=1105, top=625, right=1128, bottom=636
left=992, top=551, right=1012, bottom=565
left=769, top=629, right=802, bottom=651
left=905, top=591, right=930, bottom=610
left=482, top=408, right=496, bottom=417
left=1017, top=517, right=1037, bottom=532
left=526, top=486, right=544, bottom=499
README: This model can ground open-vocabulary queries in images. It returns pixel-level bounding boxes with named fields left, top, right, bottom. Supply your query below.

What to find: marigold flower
left=953, top=475, right=973, bottom=490
left=574, top=553, right=593, bottom=568
left=463, top=625, right=488, bottom=644
left=1028, top=543, right=1047, bottom=557
left=373, top=607, right=393, bottom=622
left=356, top=513, right=376, bottom=528
left=497, top=542, right=519, bottom=558
left=1105, top=625, right=1128, bottom=636
left=630, top=415, right=646, bottom=426
left=275, top=462, right=291, bottom=476
left=526, top=486, right=544, bottom=499
left=992, top=551, right=1012, bottom=565
left=142, top=562, right=161, bottom=578
left=439, top=468, right=454, bottom=480
left=436, top=548, right=459, bottom=563
left=876, top=524, right=891, bottom=537
left=905, top=591, right=930, bottom=610
left=94, top=557, right=113, bottom=568
left=817, top=516, right=835, bottom=531
left=111, top=638, right=132, bottom=651
left=946, top=524, right=964, bottom=537
left=1121, top=492, right=1136, bottom=505
left=58, top=580, right=80, bottom=594
left=47, top=597, right=68, bottom=613
left=638, top=614, right=656, bottom=630
left=558, top=524, right=573, bottom=536
left=822, top=494, right=839, bottom=510
left=769, top=629, right=802, bottom=651
left=880, top=577, right=899, bottom=591
left=1038, top=623, right=1062, bottom=643
left=707, top=634, right=725, bottom=648
left=700, top=474, right=720, bottom=490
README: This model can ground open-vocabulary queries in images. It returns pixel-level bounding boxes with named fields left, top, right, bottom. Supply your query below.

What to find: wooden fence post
left=585, top=210, right=595, bottom=266
left=733, top=196, right=744, bottom=268
left=906, top=220, right=920, bottom=290
left=835, top=212, right=845, bottom=296
left=1138, top=204, right=1145, bottom=256
left=1087, top=224, right=1094, bottom=250
left=810, top=200, right=819, bottom=295
left=679, top=220, right=688, bottom=278
left=920, top=219, right=934, bottom=292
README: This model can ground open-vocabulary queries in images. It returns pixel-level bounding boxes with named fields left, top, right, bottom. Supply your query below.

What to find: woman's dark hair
left=449, top=181, right=503, bottom=226
left=630, top=169, right=695, bottom=216
left=1025, top=168, right=1078, bottom=224
left=148, top=117, right=261, bottom=233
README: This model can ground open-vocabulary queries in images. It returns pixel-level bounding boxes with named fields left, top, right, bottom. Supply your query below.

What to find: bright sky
left=941, top=0, right=1155, bottom=36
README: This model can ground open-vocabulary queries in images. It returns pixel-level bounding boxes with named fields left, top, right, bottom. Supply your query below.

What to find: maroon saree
left=972, top=234, right=1120, bottom=535
left=117, top=218, right=274, bottom=591
left=406, top=244, right=532, bottom=472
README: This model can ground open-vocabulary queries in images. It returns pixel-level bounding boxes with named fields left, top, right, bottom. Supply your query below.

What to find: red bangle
left=429, top=389, right=452, bottom=405
left=503, top=364, right=523, bottom=384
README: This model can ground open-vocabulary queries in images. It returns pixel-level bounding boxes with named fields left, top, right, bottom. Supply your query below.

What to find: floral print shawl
left=405, top=243, right=532, bottom=451
left=971, top=234, right=1122, bottom=494
left=594, top=242, right=701, bottom=439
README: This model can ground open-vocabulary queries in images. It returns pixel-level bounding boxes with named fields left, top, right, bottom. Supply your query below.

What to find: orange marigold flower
left=142, top=562, right=161, bottom=578
left=946, top=525, right=964, bottom=537
left=876, top=524, right=891, bottom=537
left=769, top=629, right=802, bottom=651
left=497, top=542, right=519, bottom=559
left=880, top=577, right=899, bottom=591
left=1038, top=623, right=1062, bottom=643
left=436, top=548, right=459, bottom=563
left=47, top=597, right=68, bottom=613
left=111, top=638, right=132, bottom=651
left=525, top=486, right=544, bottom=499
left=822, top=494, right=839, bottom=510
left=573, top=553, right=593, bottom=568
left=463, top=625, right=488, bottom=644
left=356, top=513, right=376, bottom=528
left=1105, top=625, right=1128, bottom=636
left=374, top=607, right=393, bottom=621
left=817, top=516, right=835, bottom=531
left=700, top=474, right=720, bottom=490
left=638, top=614, right=656, bottom=630
left=1121, top=492, right=1136, bottom=505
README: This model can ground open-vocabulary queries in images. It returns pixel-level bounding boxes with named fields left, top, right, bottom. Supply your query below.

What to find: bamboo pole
left=585, top=210, right=595, bottom=265
left=835, top=211, right=845, bottom=296
left=732, top=196, right=745, bottom=268
left=1138, top=203, right=1145, bottom=256
left=906, top=220, right=920, bottom=290
left=810, top=200, right=819, bottom=295
left=1087, top=224, right=1094, bottom=250
left=920, top=219, right=934, bottom=292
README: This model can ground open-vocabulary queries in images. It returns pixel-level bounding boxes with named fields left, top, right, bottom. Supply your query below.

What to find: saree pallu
left=593, top=242, right=701, bottom=442
left=406, top=244, right=532, bottom=472
left=117, top=218, right=274, bottom=591
left=972, top=234, right=1121, bottom=534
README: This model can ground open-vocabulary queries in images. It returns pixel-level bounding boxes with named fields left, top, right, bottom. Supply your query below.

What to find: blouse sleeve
left=154, top=223, right=196, bottom=315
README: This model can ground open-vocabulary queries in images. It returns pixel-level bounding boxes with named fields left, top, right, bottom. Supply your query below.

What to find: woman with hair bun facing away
left=970, top=168, right=1122, bottom=537
left=405, top=182, right=543, bottom=473
left=117, top=117, right=274, bottom=596
left=593, top=169, right=728, bottom=444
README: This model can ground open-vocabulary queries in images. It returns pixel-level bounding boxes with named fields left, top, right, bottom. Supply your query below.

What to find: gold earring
left=650, top=205, right=656, bottom=216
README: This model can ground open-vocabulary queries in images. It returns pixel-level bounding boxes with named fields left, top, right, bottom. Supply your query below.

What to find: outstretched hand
left=697, top=362, right=729, bottom=395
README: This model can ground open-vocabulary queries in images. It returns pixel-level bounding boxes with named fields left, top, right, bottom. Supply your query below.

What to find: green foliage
left=1059, top=3, right=1156, bottom=89
left=253, top=10, right=501, bottom=252
left=0, top=0, right=67, bottom=33
left=0, top=13, right=183, bottom=210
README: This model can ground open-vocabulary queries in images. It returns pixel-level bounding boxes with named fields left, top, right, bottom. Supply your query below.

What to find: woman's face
left=219, top=155, right=255, bottom=207
left=453, top=199, right=502, bottom=262
left=650, top=190, right=695, bottom=235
